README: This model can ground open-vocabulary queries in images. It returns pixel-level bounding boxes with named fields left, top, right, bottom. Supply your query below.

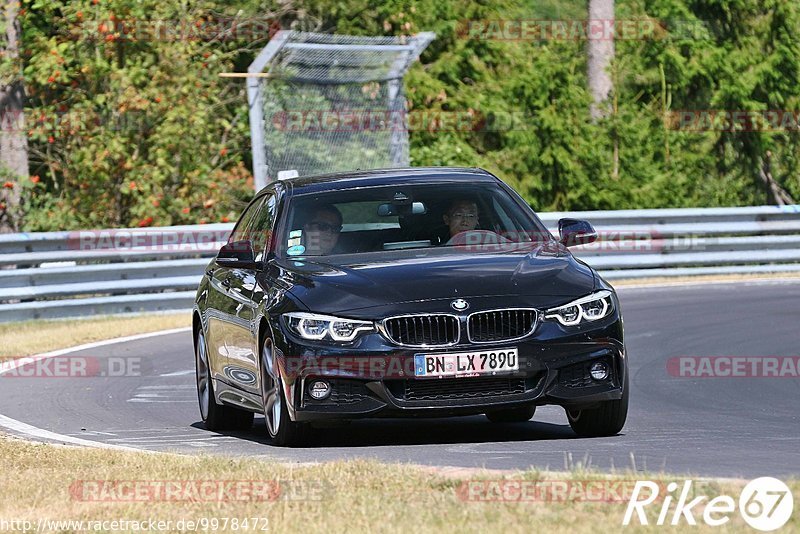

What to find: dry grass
left=0, top=313, right=190, bottom=359
left=1, top=437, right=796, bottom=533
left=612, top=272, right=800, bottom=287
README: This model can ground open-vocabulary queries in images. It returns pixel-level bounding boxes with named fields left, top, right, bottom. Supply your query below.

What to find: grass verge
left=612, top=272, right=800, bottom=287
left=0, top=313, right=190, bottom=359
left=1, top=436, right=796, bottom=533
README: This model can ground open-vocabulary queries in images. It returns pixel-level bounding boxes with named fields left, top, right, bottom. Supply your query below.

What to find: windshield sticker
left=287, top=244, right=306, bottom=256
left=289, top=230, right=303, bottom=238
left=287, top=237, right=302, bottom=247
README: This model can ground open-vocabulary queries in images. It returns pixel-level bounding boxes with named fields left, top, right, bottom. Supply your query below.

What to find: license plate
left=414, top=348, right=519, bottom=378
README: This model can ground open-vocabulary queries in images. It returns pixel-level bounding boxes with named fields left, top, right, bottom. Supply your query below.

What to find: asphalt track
left=1, top=280, right=799, bottom=478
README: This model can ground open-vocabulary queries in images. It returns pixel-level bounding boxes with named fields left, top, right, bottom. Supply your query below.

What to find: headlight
left=544, top=290, right=613, bottom=326
left=282, top=312, right=374, bottom=342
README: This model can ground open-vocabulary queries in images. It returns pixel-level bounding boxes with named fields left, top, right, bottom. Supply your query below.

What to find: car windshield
left=279, top=182, right=553, bottom=259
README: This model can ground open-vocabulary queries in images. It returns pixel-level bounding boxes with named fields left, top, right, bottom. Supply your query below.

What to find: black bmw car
left=193, top=167, right=628, bottom=446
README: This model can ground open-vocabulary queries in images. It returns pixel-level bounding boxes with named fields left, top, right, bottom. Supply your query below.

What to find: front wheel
left=261, top=337, right=307, bottom=447
left=566, top=375, right=629, bottom=437
left=195, top=329, right=254, bottom=431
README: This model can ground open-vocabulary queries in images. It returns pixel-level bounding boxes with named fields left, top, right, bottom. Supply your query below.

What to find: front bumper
left=275, top=314, right=626, bottom=422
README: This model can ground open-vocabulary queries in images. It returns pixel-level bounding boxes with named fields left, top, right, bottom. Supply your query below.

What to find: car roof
left=258, top=167, right=498, bottom=196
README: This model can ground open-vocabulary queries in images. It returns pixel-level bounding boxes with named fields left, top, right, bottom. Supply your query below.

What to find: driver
left=442, top=199, right=479, bottom=238
left=302, top=204, right=343, bottom=255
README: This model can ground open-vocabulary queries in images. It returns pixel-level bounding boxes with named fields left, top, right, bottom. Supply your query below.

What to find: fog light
left=308, top=380, right=331, bottom=400
left=590, top=361, right=609, bottom=381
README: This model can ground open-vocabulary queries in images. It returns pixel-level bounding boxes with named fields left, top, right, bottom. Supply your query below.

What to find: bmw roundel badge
left=451, top=298, right=469, bottom=311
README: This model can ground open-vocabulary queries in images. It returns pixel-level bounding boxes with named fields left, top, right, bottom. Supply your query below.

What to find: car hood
left=276, top=244, right=596, bottom=315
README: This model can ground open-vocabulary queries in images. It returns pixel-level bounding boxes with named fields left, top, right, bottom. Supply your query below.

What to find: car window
left=280, top=182, right=550, bottom=259
left=251, top=194, right=277, bottom=262
left=229, top=197, right=263, bottom=244
left=338, top=201, right=399, bottom=227
left=492, top=196, right=535, bottom=241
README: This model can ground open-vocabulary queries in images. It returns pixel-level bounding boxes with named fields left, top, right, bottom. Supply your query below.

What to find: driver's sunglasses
left=305, top=221, right=342, bottom=234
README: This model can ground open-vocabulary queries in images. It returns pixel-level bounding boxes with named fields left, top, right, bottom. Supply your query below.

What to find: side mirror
left=216, top=240, right=259, bottom=269
left=558, top=218, right=598, bottom=247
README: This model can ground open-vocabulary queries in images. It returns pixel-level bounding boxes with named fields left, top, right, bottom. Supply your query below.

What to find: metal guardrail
left=0, top=206, right=798, bottom=322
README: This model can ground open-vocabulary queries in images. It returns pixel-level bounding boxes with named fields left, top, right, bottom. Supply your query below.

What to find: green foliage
left=298, top=0, right=800, bottom=210
left=8, top=0, right=800, bottom=230
left=16, top=0, right=264, bottom=230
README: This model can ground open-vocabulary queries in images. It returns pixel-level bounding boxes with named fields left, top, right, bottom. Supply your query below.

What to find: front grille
left=401, top=376, right=526, bottom=401
left=382, top=314, right=459, bottom=346
left=468, top=309, right=538, bottom=342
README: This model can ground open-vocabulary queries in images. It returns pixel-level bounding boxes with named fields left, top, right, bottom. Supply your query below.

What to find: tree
left=18, top=0, right=294, bottom=230
left=0, top=0, right=29, bottom=232
left=9, top=0, right=800, bottom=229
left=587, top=0, right=614, bottom=119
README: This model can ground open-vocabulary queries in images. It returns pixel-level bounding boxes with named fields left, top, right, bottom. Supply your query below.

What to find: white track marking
left=131, top=391, right=193, bottom=397
left=159, top=369, right=195, bottom=377
left=127, top=399, right=195, bottom=403
left=0, top=327, right=191, bottom=451
left=85, top=427, right=197, bottom=433
left=0, top=413, right=148, bottom=453
left=107, top=435, right=230, bottom=443
left=139, top=385, right=195, bottom=390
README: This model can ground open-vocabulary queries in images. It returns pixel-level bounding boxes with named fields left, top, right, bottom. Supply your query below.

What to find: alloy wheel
left=196, top=330, right=210, bottom=420
left=261, top=338, right=281, bottom=437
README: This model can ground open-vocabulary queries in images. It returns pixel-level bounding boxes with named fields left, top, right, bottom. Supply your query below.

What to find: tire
left=566, top=374, right=629, bottom=437
left=195, top=329, right=254, bottom=431
left=226, top=404, right=255, bottom=431
left=260, top=337, right=307, bottom=447
left=485, top=405, right=536, bottom=423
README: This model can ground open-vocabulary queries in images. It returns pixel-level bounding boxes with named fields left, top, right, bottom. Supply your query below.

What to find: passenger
left=302, top=205, right=343, bottom=255
left=442, top=199, right=479, bottom=238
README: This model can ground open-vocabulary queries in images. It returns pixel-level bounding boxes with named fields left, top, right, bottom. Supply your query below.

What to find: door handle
left=221, top=276, right=232, bottom=289
left=206, top=268, right=215, bottom=277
